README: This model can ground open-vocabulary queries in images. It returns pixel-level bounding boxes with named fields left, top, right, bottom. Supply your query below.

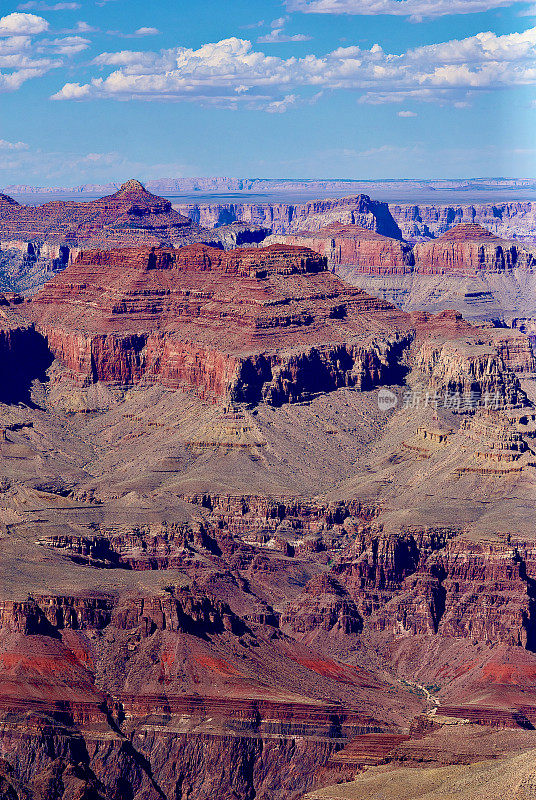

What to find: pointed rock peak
left=114, top=179, right=151, bottom=198
left=0, top=192, right=19, bottom=207
left=441, top=223, right=497, bottom=241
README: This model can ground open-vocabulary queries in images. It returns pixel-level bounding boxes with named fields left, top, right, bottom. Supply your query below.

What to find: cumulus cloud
left=0, top=11, right=86, bottom=93
left=0, top=12, right=48, bottom=35
left=287, top=0, right=526, bottom=21
left=398, top=109, right=417, bottom=116
left=51, top=27, right=536, bottom=109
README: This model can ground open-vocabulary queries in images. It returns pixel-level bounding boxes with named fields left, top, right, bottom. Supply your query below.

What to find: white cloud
left=63, top=21, right=98, bottom=33
left=41, top=34, right=90, bottom=54
left=398, top=109, right=417, bottom=116
left=0, top=12, right=48, bottom=35
left=266, top=93, right=297, bottom=111
left=52, top=80, right=90, bottom=98
left=287, top=0, right=527, bottom=21
left=0, top=145, right=192, bottom=185
left=258, top=15, right=311, bottom=43
left=106, top=26, right=161, bottom=39
left=0, top=11, right=86, bottom=93
left=0, top=139, right=29, bottom=150
left=241, top=20, right=266, bottom=30
left=258, top=27, right=311, bottom=42
left=357, top=144, right=422, bottom=156
left=51, top=27, right=536, bottom=109
left=134, top=27, right=160, bottom=36
left=17, top=2, right=80, bottom=9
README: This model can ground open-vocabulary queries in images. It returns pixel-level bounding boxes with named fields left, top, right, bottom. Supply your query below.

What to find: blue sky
left=0, top=0, right=535, bottom=185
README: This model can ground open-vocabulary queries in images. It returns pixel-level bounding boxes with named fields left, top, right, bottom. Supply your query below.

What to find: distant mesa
left=413, top=222, right=536, bottom=274
left=267, top=223, right=415, bottom=275
left=25, top=241, right=412, bottom=405
left=440, top=223, right=501, bottom=241
left=0, top=178, right=192, bottom=250
left=0, top=179, right=272, bottom=294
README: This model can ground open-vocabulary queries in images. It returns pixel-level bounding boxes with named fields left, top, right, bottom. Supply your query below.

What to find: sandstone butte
left=413, top=223, right=536, bottom=274
left=1, top=237, right=536, bottom=798
left=24, top=241, right=417, bottom=404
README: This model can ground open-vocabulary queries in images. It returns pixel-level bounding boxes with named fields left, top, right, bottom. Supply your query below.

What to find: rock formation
left=177, top=194, right=404, bottom=239
left=25, top=242, right=413, bottom=403
left=0, top=181, right=271, bottom=295
left=390, top=200, right=536, bottom=244
left=413, top=224, right=536, bottom=275
left=176, top=194, right=536, bottom=245
left=266, top=223, right=414, bottom=274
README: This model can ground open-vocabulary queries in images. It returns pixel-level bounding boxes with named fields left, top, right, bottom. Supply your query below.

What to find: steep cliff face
left=413, top=224, right=536, bottom=275
left=176, top=195, right=403, bottom=239
left=313, top=526, right=536, bottom=647
left=414, top=339, right=527, bottom=405
left=175, top=197, right=536, bottom=246
left=267, top=224, right=414, bottom=275
left=389, top=201, right=536, bottom=243
left=0, top=312, right=52, bottom=403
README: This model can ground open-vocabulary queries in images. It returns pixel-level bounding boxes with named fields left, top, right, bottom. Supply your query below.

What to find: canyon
left=2, top=181, right=536, bottom=331
left=2, top=181, right=536, bottom=798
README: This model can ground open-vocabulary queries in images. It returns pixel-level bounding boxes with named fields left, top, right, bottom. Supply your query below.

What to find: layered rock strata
left=390, top=200, right=536, bottom=243
left=25, top=242, right=413, bottom=404
left=176, top=194, right=404, bottom=238
left=267, top=224, right=414, bottom=274
left=413, top=224, right=536, bottom=275
left=0, top=181, right=272, bottom=294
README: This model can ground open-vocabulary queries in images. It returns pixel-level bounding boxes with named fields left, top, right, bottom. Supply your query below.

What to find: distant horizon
left=4, top=175, right=536, bottom=209
left=4, top=175, right=536, bottom=193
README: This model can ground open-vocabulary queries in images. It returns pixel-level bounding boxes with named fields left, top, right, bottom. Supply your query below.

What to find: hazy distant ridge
left=3, top=177, right=536, bottom=196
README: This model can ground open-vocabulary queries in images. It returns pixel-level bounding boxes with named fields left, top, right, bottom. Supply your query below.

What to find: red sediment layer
left=271, top=224, right=414, bottom=274
left=23, top=242, right=412, bottom=402
left=413, top=223, right=535, bottom=274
